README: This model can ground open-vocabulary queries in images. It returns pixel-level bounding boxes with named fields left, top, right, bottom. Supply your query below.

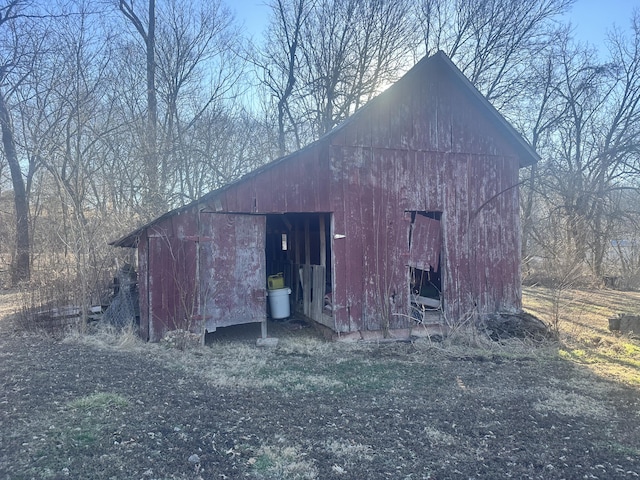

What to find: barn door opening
left=265, top=213, right=333, bottom=328
left=198, top=213, right=266, bottom=333
left=407, top=211, right=442, bottom=323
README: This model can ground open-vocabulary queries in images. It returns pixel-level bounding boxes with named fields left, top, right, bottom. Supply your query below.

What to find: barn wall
left=143, top=209, right=199, bottom=342
left=329, top=146, right=521, bottom=331
left=331, top=52, right=521, bottom=158
left=213, top=144, right=332, bottom=214
left=137, top=230, right=149, bottom=341
left=466, top=154, right=522, bottom=314
left=327, top=56, right=524, bottom=331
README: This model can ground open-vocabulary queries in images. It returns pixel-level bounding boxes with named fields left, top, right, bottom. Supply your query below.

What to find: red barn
left=111, top=51, right=538, bottom=342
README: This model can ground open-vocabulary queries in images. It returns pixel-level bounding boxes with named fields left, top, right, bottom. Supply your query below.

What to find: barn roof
left=111, top=51, right=539, bottom=248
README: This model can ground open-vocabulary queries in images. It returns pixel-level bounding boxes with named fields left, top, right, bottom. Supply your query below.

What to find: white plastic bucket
left=267, top=287, right=291, bottom=319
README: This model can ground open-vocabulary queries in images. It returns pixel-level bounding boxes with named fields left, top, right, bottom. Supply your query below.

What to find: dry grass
left=56, top=286, right=640, bottom=392
left=68, top=392, right=129, bottom=410
left=532, top=386, right=611, bottom=418
left=0, top=288, right=21, bottom=331
left=5, top=284, right=639, bottom=390
left=165, top=335, right=388, bottom=392
left=421, top=427, right=457, bottom=447
left=63, top=325, right=360, bottom=391
left=63, top=323, right=143, bottom=351
left=324, top=440, right=375, bottom=460
left=247, top=444, right=318, bottom=480
left=523, top=286, right=640, bottom=385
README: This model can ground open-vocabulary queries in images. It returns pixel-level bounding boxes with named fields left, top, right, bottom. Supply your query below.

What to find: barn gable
left=330, top=51, right=537, bottom=165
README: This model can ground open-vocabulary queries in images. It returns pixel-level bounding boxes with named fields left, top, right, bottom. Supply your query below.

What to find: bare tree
left=257, top=0, right=415, bottom=152
left=2, top=0, right=137, bottom=313
left=516, top=29, right=572, bottom=269
left=523, top=13, right=640, bottom=282
left=301, top=0, right=415, bottom=136
left=257, top=0, right=311, bottom=156
left=591, top=14, right=640, bottom=275
left=416, top=0, right=574, bottom=110
left=118, top=0, right=160, bottom=210
left=0, top=0, right=45, bottom=284
left=154, top=0, right=245, bottom=203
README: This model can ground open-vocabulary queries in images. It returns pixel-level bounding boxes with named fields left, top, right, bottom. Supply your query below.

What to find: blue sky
left=566, top=0, right=638, bottom=49
left=232, top=0, right=638, bottom=52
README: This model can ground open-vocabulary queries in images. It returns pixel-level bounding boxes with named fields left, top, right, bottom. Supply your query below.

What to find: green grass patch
left=621, top=342, right=640, bottom=356
left=69, top=427, right=98, bottom=448
left=257, top=354, right=440, bottom=393
left=68, top=392, right=129, bottom=410
left=253, top=453, right=274, bottom=472
left=559, top=348, right=594, bottom=363
left=247, top=445, right=318, bottom=480
left=604, top=442, right=640, bottom=457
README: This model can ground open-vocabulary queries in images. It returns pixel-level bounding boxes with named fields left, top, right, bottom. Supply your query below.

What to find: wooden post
left=304, top=218, right=310, bottom=266
left=294, top=221, right=300, bottom=303
left=319, top=214, right=326, bottom=268
left=261, top=319, right=267, bottom=339
left=304, top=218, right=311, bottom=316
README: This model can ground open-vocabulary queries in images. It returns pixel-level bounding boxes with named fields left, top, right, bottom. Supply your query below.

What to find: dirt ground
left=1, top=288, right=640, bottom=480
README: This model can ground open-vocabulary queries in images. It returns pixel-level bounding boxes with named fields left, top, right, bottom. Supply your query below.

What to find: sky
left=232, top=0, right=639, bottom=53
left=566, top=0, right=638, bottom=51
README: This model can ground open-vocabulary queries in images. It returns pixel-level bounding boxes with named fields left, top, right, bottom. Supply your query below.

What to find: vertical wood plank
left=303, top=264, right=311, bottom=316
left=312, top=265, right=325, bottom=322
left=304, top=218, right=310, bottom=266
left=319, top=215, right=326, bottom=268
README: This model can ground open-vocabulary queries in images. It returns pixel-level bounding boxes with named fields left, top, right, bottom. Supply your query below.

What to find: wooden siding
left=139, top=208, right=268, bottom=342
left=323, top=53, right=523, bottom=331
left=138, top=230, right=149, bottom=341
left=328, top=146, right=520, bottom=331
left=331, top=56, right=520, bottom=158
left=145, top=211, right=198, bottom=342
left=199, top=213, right=266, bottom=330
left=409, top=215, right=442, bottom=272
left=212, top=145, right=332, bottom=214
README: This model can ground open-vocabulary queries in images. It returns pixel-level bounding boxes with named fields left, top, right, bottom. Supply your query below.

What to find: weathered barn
left=111, top=51, right=538, bottom=342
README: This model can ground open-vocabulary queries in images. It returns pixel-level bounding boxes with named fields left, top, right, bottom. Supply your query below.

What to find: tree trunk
left=146, top=0, right=158, bottom=207
left=119, top=0, right=158, bottom=211
left=0, top=89, right=30, bottom=284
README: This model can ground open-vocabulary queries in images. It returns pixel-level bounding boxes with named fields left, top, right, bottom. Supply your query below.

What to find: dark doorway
left=265, top=213, right=333, bottom=327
